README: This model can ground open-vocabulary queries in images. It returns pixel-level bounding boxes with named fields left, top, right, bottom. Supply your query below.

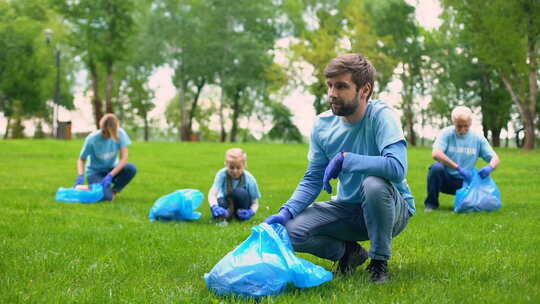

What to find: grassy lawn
left=1, top=139, right=539, bottom=303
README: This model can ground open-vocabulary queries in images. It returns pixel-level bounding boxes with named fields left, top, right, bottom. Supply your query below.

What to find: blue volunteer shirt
left=282, top=100, right=416, bottom=216
left=433, top=126, right=495, bottom=178
left=211, top=168, right=261, bottom=201
left=79, top=128, right=131, bottom=176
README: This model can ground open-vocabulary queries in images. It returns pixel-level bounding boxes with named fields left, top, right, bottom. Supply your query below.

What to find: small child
left=208, top=148, right=261, bottom=222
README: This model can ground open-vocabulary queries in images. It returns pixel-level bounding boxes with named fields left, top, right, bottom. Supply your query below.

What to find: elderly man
left=424, top=106, right=500, bottom=211
left=264, top=53, right=415, bottom=284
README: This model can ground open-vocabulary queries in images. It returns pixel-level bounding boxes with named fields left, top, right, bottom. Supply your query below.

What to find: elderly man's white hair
left=451, top=106, right=473, bottom=121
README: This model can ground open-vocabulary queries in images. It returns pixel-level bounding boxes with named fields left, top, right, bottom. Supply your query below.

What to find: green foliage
left=1, top=140, right=540, bottom=302
left=33, top=121, right=46, bottom=139
left=267, top=103, right=304, bottom=143
left=286, top=0, right=398, bottom=114
left=442, top=0, right=540, bottom=149
left=424, top=5, right=513, bottom=145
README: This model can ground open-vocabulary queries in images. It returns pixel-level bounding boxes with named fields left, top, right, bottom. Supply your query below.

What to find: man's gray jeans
left=285, top=176, right=410, bottom=261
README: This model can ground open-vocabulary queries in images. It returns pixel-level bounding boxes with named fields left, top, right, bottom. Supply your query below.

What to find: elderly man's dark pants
left=424, top=162, right=463, bottom=209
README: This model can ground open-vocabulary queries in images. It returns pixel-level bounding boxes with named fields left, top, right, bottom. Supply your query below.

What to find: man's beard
left=329, top=91, right=360, bottom=116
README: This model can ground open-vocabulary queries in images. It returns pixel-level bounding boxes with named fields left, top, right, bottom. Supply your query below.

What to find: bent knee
left=124, top=163, right=137, bottom=175
left=428, top=162, right=445, bottom=175
left=285, top=220, right=309, bottom=247
left=363, top=176, right=390, bottom=196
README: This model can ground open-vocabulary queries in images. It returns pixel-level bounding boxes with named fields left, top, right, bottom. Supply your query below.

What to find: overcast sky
left=2, top=0, right=450, bottom=139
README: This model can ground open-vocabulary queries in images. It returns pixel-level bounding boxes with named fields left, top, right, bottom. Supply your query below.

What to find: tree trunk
left=499, top=73, right=535, bottom=150
left=105, top=62, right=114, bottom=114
left=144, top=113, right=149, bottom=142
left=490, top=127, right=501, bottom=147
left=89, top=58, right=103, bottom=129
left=187, top=78, right=206, bottom=140
left=3, top=116, right=10, bottom=139
left=178, top=80, right=189, bottom=141
left=524, top=7, right=537, bottom=150
left=230, top=89, right=242, bottom=143
left=219, top=86, right=227, bottom=142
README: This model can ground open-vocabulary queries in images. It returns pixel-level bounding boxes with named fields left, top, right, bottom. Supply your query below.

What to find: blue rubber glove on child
left=74, top=174, right=85, bottom=186
left=478, top=165, right=494, bottom=179
left=101, top=173, right=113, bottom=188
left=237, top=209, right=254, bottom=220
left=264, top=208, right=292, bottom=226
left=457, top=166, right=472, bottom=183
left=323, top=152, right=344, bottom=194
left=211, top=205, right=229, bottom=218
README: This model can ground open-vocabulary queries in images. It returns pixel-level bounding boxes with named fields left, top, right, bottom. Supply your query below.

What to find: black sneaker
left=336, top=241, right=368, bottom=275
left=366, top=259, right=390, bottom=284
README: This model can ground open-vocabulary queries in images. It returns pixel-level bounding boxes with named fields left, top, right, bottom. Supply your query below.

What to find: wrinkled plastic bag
left=149, top=189, right=204, bottom=221
left=454, top=168, right=501, bottom=213
left=56, top=184, right=104, bottom=203
left=204, top=223, right=333, bottom=298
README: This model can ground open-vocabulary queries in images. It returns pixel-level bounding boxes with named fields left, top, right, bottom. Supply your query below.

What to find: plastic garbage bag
left=454, top=168, right=502, bottom=213
left=149, top=189, right=204, bottom=221
left=204, top=223, right=333, bottom=298
left=56, top=184, right=104, bottom=203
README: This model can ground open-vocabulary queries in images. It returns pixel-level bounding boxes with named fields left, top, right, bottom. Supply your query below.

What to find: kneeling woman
left=75, top=113, right=137, bottom=201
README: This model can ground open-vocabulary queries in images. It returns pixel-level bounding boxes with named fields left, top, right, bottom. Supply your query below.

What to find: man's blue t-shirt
left=433, top=126, right=495, bottom=178
left=79, top=128, right=131, bottom=176
left=211, top=168, right=261, bottom=201
left=283, top=100, right=415, bottom=215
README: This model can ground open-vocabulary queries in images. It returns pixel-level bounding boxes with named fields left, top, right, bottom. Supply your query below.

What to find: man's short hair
left=451, top=106, right=473, bottom=121
left=324, top=53, right=376, bottom=100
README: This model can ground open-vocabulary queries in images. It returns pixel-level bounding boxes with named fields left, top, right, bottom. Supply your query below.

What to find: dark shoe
left=336, top=241, right=368, bottom=275
left=366, top=259, right=390, bottom=284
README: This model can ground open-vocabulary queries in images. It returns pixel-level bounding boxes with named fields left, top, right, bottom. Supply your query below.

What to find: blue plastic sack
left=56, top=184, right=104, bottom=203
left=149, top=189, right=204, bottom=221
left=454, top=168, right=502, bottom=213
left=204, top=223, right=333, bottom=298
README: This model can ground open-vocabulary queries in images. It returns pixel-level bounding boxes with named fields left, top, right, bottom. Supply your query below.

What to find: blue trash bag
left=454, top=168, right=502, bottom=213
left=56, top=184, right=104, bottom=203
left=204, top=223, right=333, bottom=298
left=149, top=189, right=204, bottom=221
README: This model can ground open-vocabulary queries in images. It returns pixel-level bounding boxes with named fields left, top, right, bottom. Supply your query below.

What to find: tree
left=53, top=0, right=140, bottom=128
left=425, top=6, right=513, bottom=147
left=266, top=103, right=303, bottom=143
left=285, top=0, right=397, bottom=114
left=443, top=0, right=540, bottom=149
left=210, top=0, right=282, bottom=142
left=368, top=0, right=425, bottom=146
left=0, top=0, right=73, bottom=138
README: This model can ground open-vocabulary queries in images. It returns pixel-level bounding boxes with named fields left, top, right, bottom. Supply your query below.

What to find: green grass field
left=1, top=140, right=539, bottom=303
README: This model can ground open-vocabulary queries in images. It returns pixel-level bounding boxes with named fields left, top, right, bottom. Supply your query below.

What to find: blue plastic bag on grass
left=454, top=168, right=501, bottom=213
left=56, top=184, right=104, bottom=203
left=204, top=223, right=333, bottom=298
left=149, top=189, right=203, bottom=221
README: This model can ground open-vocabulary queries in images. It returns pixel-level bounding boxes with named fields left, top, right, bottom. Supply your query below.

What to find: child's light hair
left=451, top=106, right=473, bottom=122
left=99, top=113, right=119, bottom=141
left=225, top=148, right=247, bottom=165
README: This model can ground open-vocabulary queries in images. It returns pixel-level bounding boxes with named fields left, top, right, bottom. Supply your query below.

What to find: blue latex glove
left=457, top=166, right=472, bottom=183
left=264, top=208, right=292, bottom=225
left=478, top=165, right=494, bottom=179
left=211, top=205, right=229, bottom=218
left=323, top=152, right=344, bottom=194
left=237, top=209, right=254, bottom=220
left=101, top=173, right=113, bottom=188
left=74, top=174, right=85, bottom=186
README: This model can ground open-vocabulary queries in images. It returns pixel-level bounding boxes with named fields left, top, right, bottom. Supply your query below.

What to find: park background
left=1, top=0, right=540, bottom=303
left=1, top=0, right=539, bottom=149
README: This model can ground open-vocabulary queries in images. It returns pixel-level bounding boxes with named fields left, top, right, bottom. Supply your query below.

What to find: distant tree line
left=1, top=0, right=538, bottom=149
